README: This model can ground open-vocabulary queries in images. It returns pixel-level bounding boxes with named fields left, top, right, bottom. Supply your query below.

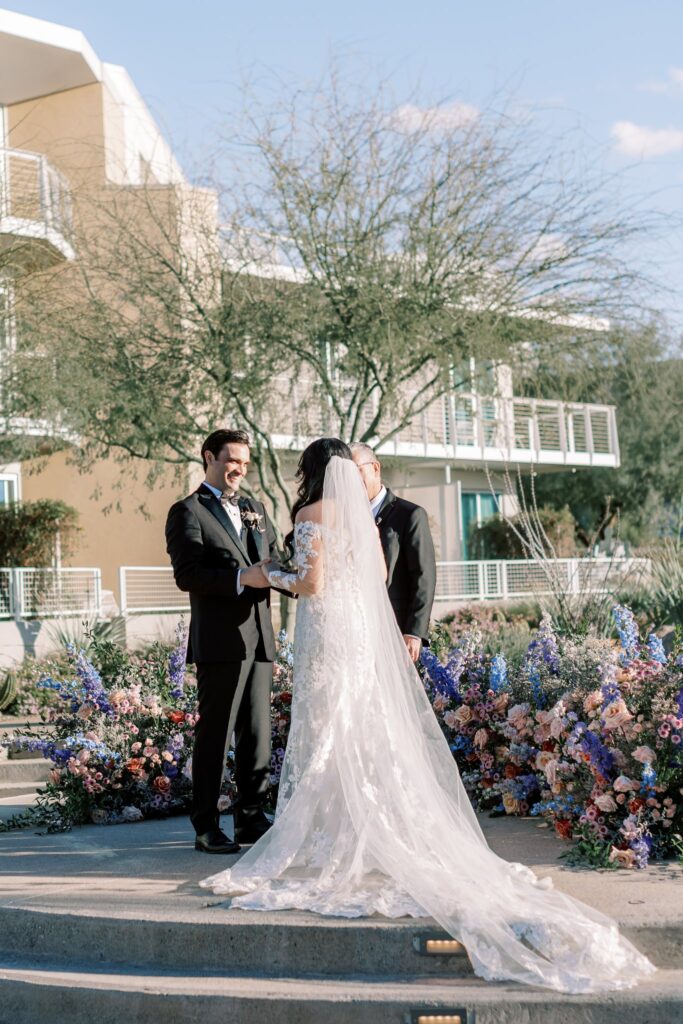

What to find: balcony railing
left=267, top=379, right=619, bottom=468
left=0, top=147, right=74, bottom=266
left=118, top=559, right=643, bottom=616
left=435, top=557, right=645, bottom=603
left=0, top=568, right=101, bottom=620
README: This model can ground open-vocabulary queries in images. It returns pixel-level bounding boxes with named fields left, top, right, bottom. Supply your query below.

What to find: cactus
left=0, top=670, right=18, bottom=713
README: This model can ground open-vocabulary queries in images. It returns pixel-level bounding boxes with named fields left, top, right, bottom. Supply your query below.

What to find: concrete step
left=0, top=758, right=51, bottom=783
left=0, top=907, right=474, bottom=978
left=0, top=780, right=46, bottom=799
left=0, top=957, right=679, bottom=1024
left=0, top=902, right=679, bottom=980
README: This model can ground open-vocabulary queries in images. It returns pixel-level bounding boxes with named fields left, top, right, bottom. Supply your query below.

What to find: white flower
left=121, top=805, right=143, bottom=822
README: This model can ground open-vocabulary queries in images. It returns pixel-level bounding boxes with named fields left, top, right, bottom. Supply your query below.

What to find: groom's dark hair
left=201, top=429, right=251, bottom=470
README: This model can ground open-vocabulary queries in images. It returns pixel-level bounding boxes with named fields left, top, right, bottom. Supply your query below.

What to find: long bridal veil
left=201, top=455, right=654, bottom=993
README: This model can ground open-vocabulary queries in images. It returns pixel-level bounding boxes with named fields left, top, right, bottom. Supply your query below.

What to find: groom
left=350, top=442, right=436, bottom=661
left=165, top=429, right=281, bottom=854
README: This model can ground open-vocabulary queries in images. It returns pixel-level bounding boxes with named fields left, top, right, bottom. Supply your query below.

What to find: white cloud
left=611, top=120, right=683, bottom=158
left=391, top=101, right=480, bottom=133
left=638, top=67, right=683, bottom=94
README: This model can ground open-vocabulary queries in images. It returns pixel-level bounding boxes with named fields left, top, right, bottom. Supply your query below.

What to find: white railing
left=119, top=566, right=190, bottom=616
left=435, top=557, right=646, bottom=602
left=268, top=378, right=619, bottom=468
left=0, top=568, right=102, bottom=620
left=0, top=146, right=73, bottom=254
left=119, top=559, right=644, bottom=615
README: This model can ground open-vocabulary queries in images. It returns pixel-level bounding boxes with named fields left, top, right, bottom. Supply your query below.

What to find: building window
left=0, top=475, right=18, bottom=505
left=461, top=491, right=501, bottom=560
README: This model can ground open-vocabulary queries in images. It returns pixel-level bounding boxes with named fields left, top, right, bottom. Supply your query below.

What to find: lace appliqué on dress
left=266, top=520, right=322, bottom=594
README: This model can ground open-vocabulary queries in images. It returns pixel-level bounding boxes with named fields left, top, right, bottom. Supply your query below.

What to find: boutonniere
left=240, top=507, right=265, bottom=533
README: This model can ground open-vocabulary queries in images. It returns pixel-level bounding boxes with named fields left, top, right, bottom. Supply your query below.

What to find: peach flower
left=609, top=847, right=636, bottom=868
left=632, top=745, right=656, bottom=764
left=454, top=705, right=473, bottom=727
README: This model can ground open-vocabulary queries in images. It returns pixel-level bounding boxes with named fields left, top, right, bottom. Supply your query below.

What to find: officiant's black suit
left=375, top=488, right=437, bottom=643
left=165, top=484, right=280, bottom=836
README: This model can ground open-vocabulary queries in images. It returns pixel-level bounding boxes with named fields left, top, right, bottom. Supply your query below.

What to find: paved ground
left=1, top=804, right=681, bottom=933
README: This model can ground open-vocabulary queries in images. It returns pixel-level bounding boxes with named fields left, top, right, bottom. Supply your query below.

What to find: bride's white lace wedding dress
left=201, top=456, right=655, bottom=993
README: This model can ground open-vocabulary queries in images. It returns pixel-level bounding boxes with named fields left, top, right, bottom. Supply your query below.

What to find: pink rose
left=613, top=775, right=637, bottom=793
left=454, top=705, right=473, bottom=727
left=473, top=728, right=488, bottom=748
left=443, top=710, right=458, bottom=729
left=632, top=745, right=655, bottom=764
left=602, top=699, right=633, bottom=731
left=594, top=793, right=617, bottom=813
left=583, top=691, right=602, bottom=714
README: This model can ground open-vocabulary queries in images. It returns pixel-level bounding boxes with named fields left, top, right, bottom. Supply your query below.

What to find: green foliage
left=0, top=500, right=79, bottom=566
left=0, top=671, right=18, bottom=713
left=46, top=617, right=128, bottom=657
left=469, top=505, right=579, bottom=559
left=523, top=323, right=683, bottom=547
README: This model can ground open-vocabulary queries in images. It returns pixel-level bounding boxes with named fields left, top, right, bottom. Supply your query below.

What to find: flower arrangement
left=1, top=625, right=199, bottom=831
left=3, top=608, right=681, bottom=870
left=421, top=605, right=683, bottom=868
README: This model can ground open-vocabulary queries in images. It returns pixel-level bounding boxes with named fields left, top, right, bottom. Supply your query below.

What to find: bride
left=201, top=438, right=655, bottom=993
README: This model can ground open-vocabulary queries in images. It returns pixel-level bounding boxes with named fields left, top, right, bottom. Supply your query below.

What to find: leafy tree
left=2, top=73, right=650, bottom=524
left=521, top=322, right=683, bottom=547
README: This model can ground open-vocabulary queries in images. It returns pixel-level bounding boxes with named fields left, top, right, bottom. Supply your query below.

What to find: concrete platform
left=0, top=812, right=681, bottom=1023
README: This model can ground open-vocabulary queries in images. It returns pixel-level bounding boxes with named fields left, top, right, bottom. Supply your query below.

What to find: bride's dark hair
left=284, top=437, right=352, bottom=554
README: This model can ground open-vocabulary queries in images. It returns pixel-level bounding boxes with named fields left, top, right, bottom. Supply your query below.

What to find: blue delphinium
left=524, top=615, right=559, bottom=708
left=72, top=647, right=112, bottom=716
left=641, top=762, right=657, bottom=796
left=421, top=647, right=462, bottom=702
left=569, top=721, right=614, bottom=779
left=630, top=835, right=652, bottom=870
left=489, top=654, right=508, bottom=693
left=168, top=621, right=187, bottom=698
left=612, top=605, right=640, bottom=665
left=647, top=633, right=667, bottom=665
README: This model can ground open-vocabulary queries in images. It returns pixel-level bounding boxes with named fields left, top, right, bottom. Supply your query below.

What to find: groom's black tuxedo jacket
left=165, top=484, right=279, bottom=664
left=375, top=488, right=437, bottom=643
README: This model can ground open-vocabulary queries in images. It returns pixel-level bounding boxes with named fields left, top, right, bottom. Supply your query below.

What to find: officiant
left=350, top=443, right=436, bottom=661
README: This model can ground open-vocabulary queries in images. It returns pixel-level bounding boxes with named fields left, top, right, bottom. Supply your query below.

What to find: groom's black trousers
left=191, top=653, right=272, bottom=836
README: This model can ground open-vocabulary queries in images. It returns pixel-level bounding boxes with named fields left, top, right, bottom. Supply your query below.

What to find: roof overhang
left=0, top=9, right=102, bottom=105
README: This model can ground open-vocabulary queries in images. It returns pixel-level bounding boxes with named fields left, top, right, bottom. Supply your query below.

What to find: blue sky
left=6, top=2, right=683, bottom=325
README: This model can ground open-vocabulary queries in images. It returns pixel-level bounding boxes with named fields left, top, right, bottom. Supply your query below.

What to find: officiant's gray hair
left=349, top=442, right=380, bottom=466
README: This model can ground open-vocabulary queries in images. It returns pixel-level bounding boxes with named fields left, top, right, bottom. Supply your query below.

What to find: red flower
left=126, top=757, right=146, bottom=776
left=153, top=775, right=171, bottom=795
left=167, top=710, right=185, bottom=724
left=554, top=819, right=573, bottom=840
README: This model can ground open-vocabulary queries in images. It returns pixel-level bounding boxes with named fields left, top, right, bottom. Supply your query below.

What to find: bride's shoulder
left=295, top=501, right=324, bottom=525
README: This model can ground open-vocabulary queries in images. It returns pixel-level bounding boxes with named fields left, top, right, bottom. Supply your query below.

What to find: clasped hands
left=240, top=559, right=280, bottom=589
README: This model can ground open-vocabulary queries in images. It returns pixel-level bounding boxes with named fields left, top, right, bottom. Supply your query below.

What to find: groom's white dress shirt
left=203, top=480, right=245, bottom=594
left=370, top=486, right=387, bottom=518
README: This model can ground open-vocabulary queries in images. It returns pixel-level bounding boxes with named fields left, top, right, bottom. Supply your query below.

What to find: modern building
left=0, top=10, right=621, bottom=638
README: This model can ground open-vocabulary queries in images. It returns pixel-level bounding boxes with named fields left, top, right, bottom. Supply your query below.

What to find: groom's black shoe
left=194, top=828, right=241, bottom=854
left=234, top=810, right=273, bottom=845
